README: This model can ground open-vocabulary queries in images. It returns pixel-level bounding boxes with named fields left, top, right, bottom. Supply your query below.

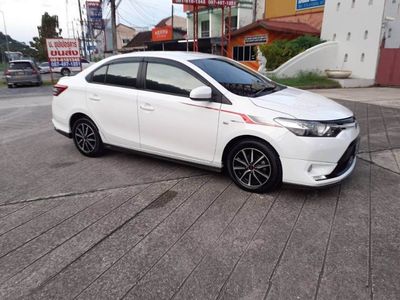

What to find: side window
left=92, top=65, right=107, bottom=84
left=105, top=62, right=140, bottom=88
left=145, top=63, right=204, bottom=97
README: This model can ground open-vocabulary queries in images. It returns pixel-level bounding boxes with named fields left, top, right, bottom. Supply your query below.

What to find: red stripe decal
left=180, top=102, right=281, bottom=127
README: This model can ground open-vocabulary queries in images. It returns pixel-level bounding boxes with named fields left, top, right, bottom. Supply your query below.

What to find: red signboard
left=152, top=26, right=173, bottom=42
left=173, top=0, right=236, bottom=6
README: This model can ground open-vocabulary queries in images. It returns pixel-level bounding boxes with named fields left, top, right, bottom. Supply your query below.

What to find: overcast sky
left=0, top=0, right=184, bottom=44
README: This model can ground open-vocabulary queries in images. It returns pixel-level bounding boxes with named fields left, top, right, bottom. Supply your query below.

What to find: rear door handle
left=140, top=103, right=155, bottom=112
left=89, top=94, right=101, bottom=101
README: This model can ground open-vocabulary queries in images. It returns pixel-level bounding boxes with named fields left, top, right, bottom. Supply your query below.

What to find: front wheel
left=226, top=140, right=282, bottom=193
left=72, top=118, right=104, bottom=157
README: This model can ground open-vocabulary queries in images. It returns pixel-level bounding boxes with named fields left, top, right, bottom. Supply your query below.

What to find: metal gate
left=376, top=48, right=400, bottom=86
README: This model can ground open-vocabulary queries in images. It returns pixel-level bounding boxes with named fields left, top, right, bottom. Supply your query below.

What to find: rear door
left=86, top=58, right=141, bottom=149
left=137, top=58, right=221, bottom=163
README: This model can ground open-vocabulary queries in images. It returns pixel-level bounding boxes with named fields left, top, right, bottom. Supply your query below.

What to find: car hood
left=250, top=87, right=353, bottom=121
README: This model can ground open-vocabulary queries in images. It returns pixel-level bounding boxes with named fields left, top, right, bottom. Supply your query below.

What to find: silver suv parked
left=4, top=60, right=42, bottom=88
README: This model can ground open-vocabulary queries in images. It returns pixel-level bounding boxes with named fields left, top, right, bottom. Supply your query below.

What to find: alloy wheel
left=232, top=148, right=272, bottom=189
left=74, top=123, right=97, bottom=154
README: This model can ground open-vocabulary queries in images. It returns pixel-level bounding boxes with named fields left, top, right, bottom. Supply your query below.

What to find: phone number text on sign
left=46, top=38, right=81, bottom=68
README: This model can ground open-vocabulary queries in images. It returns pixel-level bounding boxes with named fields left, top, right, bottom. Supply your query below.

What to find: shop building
left=228, top=20, right=319, bottom=69
left=265, top=0, right=325, bottom=31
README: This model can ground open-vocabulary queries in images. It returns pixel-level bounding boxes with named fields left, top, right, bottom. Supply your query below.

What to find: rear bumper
left=6, top=76, right=41, bottom=84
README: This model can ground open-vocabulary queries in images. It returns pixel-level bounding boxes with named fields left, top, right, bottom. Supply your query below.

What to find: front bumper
left=280, top=133, right=360, bottom=187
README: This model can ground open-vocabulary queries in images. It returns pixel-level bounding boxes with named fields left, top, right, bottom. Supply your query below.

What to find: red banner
left=172, top=0, right=236, bottom=6
left=152, top=26, right=174, bottom=42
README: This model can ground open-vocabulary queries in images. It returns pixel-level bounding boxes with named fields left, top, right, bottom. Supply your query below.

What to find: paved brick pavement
left=0, top=88, right=399, bottom=299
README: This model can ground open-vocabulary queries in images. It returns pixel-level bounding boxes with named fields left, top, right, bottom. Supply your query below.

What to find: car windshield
left=9, top=62, right=33, bottom=70
left=190, top=58, right=283, bottom=97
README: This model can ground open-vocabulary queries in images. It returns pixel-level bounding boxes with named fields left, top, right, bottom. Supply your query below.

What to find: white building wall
left=384, top=0, right=400, bottom=48
left=321, top=0, right=386, bottom=79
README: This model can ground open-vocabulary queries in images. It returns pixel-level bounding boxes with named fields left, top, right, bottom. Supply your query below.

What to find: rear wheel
left=72, top=118, right=103, bottom=157
left=61, top=68, right=71, bottom=76
left=7, top=84, right=14, bottom=88
left=226, top=140, right=282, bottom=193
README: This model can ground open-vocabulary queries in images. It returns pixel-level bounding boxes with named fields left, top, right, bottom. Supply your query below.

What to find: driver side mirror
left=190, top=86, right=212, bottom=101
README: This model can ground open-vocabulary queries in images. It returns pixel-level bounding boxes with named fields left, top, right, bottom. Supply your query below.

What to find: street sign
left=152, top=26, right=174, bottom=42
left=46, top=38, right=81, bottom=69
left=86, top=1, right=104, bottom=30
left=296, top=0, right=325, bottom=10
left=244, top=35, right=268, bottom=45
left=172, top=0, right=236, bottom=6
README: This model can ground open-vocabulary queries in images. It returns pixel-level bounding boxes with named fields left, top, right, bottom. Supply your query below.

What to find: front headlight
left=274, top=118, right=343, bottom=137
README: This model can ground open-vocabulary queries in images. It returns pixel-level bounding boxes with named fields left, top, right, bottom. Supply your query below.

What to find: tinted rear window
left=9, top=62, right=33, bottom=70
left=105, top=62, right=140, bottom=88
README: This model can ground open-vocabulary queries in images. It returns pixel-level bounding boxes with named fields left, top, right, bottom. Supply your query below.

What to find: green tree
left=30, top=12, right=62, bottom=61
left=260, top=35, right=323, bottom=71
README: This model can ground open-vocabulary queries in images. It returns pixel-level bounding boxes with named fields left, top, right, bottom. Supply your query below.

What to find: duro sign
left=46, top=38, right=81, bottom=69
left=296, top=0, right=325, bottom=10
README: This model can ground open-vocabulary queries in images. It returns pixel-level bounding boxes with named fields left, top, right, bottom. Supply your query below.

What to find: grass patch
left=270, top=72, right=341, bottom=89
left=0, top=63, right=6, bottom=73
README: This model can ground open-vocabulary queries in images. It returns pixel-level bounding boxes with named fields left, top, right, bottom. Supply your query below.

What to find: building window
left=225, top=16, right=238, bottom=33
left=344, top=53, right=349, bottom=62
left=122, top=39, right=130, bottom=45
left=364, top=30, right=369, bottom=39
left=201, top=20, right=210, bottom=38
left=347, top=32, right=351, bottom=40
left=369, top=0, right=373, bottom=4
left=233, top=45, right=257, bottom=62
left=337, top=2, right=341, bottom=11
left=333, top=33, right=337, bottom=40
left=361, top=53, right=365, bottom=62
left=352, top=0, right=356, bottom=8
left=388, top=28, right=392, bottom=38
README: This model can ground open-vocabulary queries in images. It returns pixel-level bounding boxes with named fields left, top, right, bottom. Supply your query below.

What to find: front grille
left=327, top=138, right=359, bottom=179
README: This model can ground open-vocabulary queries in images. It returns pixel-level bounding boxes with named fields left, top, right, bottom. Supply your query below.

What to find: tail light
left=4, top=70, right=11, bottom=76
left=53, top=84, right=68, bottom=96
left=32, top=69, right=38, bottom=75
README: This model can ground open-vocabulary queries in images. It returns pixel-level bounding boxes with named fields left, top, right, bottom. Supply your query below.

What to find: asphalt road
left=0, top=86, right=399, bottom=299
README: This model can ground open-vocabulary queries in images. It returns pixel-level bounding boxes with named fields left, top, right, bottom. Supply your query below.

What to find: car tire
left=7, top=84, right=14, bottom=88
left=226, top=139, right=282, bottom=193
left=61, top=68, right=71, bottom=76
left=72, top=118, right=104, bottom=157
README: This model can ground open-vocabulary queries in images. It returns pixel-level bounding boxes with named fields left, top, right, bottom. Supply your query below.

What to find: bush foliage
left=260, top=35, right=323, bottom=71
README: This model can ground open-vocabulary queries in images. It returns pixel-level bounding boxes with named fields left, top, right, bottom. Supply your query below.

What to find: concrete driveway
left=0, top=87, right=399, bottom=299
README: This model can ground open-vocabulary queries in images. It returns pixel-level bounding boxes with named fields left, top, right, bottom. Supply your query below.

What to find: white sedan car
left=52, top=52, right=359, bottom=193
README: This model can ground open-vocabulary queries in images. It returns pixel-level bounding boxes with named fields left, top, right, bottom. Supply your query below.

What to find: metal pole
left=110, top=0, right=118, bottom=54
left=0, top=10, right=10, bottom=54
left=221, top=6, right=224, bottom=56
left=77, top=0, right=87, bottom=58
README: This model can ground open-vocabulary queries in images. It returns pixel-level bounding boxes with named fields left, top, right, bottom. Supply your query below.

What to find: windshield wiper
left=253, top=85, right=277, bottom=97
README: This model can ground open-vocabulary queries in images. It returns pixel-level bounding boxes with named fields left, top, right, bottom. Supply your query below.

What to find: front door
left=137, top=60, right=221, bottom=163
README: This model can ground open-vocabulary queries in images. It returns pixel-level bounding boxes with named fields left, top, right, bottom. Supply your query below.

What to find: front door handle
left=140, top=103, right=155, bottom=112
left=89, top=94, right=101, bottom=101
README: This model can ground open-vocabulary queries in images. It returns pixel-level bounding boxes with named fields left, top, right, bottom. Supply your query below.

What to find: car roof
left=110, top=51, right=222, bottom=62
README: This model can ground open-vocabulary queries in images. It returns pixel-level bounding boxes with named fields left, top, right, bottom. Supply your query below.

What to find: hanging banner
left=296, top=0, right=325, bottom=10
left=172, top=0, right=236, bottom=7
left=46, top=38, right=81, bottom=68
left=86, top=1, right=104, bottom=30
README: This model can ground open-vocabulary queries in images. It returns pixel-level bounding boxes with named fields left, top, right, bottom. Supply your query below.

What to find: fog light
left=313, top=175, right=327, bottom=181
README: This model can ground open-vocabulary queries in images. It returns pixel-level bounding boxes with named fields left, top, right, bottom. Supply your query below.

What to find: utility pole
left=0, top=10, right=10, bottom=54
left=110, top=0, right=117, bottom=54
left=77, top=0, right=87, bottom=58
